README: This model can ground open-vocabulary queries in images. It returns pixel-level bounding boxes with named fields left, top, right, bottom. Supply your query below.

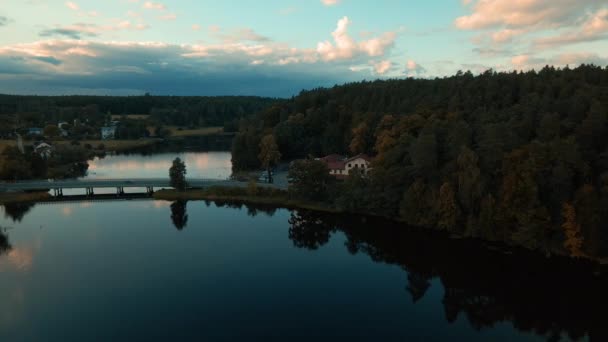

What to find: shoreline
left=1, top=186, right=605, bottom=265
left=153, top=188, right=342, bottom=214
left=153, top=187, right=607, bottom=265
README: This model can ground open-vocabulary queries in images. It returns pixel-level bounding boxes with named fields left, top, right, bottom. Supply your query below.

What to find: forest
left=231, top=65, right=608, bottom=259
left=0, top=94, right=277, bottom=132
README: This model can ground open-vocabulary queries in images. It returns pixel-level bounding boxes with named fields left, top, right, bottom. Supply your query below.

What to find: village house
left=318, top=154, right=372, bottom=178
left=33, top=142, right=53, bottom=159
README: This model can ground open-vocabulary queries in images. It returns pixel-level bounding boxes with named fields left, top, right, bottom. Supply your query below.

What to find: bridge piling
left=86, top=187, right=94, bottom=197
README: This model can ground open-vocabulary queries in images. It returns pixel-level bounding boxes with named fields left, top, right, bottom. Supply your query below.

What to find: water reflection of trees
left=2, top=202, right=36, bottom=222
left=0, top=228, right=11, bottom=256
left=288, top=211, right=335, bottom=250
left=287, top=210, right=608, bottom=341
left=211, top=200, right=278, bottom=217
left=170, top=201, right=188, bottom=230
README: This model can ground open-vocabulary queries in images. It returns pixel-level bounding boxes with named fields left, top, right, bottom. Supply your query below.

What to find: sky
left=0, top=0, right=606, bottom=97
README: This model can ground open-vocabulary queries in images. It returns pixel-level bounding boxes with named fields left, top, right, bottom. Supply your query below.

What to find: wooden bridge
left=0, top=178, right=281, bottom=197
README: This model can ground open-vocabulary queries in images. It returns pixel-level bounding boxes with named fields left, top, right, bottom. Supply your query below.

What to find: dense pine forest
left=0, top=95, right=277, bottom=131
left=232, top=65, right=608, bottom=259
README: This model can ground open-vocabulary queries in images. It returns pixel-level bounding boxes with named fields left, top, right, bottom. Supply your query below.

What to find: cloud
left=65, top=1, right=79, bottom=11
left=191, top=24, right=201, bottom=31
left=511, top=52, right=608, bottom=70
left=0, top=40, right=370, bottom=96
left=39, top=26, right=98, bottom=40
left=511, top=55, right=544, bottom=68
left=0, top=16, right=9, bottom=27
left=373, top=60, right=392, bottom=74
left=534, top=8, right=608, bottom=48
left=406, top=59, right=426, bottom=76
left=316, top=16, right=396, bottom=61
left=39, top=21, right=148, bottom=40
left=455, top=0, right=603, bottom=30
left=209, top=27, right=270, bottom=43
left=143, top=2, right=166, bottom=10
left=321, top=0, right=340, bottom=6
left=458, top=0, right=608, bottom=69
left=160, top=13, right=177, bottom=21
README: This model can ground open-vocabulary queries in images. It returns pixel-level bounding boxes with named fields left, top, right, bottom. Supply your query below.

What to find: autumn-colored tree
left=499, top=148, right=551, bottom=250
left=561, top=202, right=584, bottom=257
left=437, top=182, right=461, bottom=231
left=400, top=179, right=438, bottom=227
left=574, top=184, right=602, bottom=255
left=258, top=134, right=281, bottom=183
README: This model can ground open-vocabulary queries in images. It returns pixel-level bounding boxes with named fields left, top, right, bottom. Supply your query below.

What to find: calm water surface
left=0, top=199, right=605, bottom=341
left=85, top=151, right=232, bottom=180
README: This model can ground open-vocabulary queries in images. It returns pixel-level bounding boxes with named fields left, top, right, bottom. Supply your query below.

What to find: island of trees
left=231, top=65, right=608, bottom=260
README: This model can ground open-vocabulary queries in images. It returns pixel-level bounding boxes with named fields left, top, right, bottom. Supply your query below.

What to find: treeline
left=232, top=65, right=608, bottom=258
left=0, top=95, right=278, bottom=131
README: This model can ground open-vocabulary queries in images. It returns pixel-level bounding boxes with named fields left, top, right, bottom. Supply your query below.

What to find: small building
left=101, top=126, right=116, bottom=140
left=344, top=154, right=372, bottom=175
left=318, top=154, right=372, bottom=178
left=28, top=127, right=43, bottom=136
left=57, top=122, right=70, bottom=137
left=34, top=142, right=53, bottom=159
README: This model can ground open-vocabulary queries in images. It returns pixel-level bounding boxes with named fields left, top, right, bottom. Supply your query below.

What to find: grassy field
left=166, top=126, right=224, bottom=137
left=111, top=114, right=150, bottom=120
left=78, top=139, right=160, bottom=152
left=0, top=138, right=160, bottom=153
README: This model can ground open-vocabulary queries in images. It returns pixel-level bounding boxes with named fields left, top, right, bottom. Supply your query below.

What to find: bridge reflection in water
left=1, top=178, right=275, bottom=198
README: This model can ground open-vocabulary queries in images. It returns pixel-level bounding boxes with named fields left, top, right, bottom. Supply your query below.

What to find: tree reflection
left=2, top=202, right=36, bottom=222
left=170, top=200, right=188, bottom=230
left=284, top=210, right=608, bottom=341
left=0, top=228, right=11, bottom=256
left=406, top=272, right=431, bottom=303
left=212, top=200, right=278, bottom=217
left=288, top=210, right=335, bottom=250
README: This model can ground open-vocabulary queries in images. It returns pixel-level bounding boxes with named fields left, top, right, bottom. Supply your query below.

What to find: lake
left=0, top=198, right=606, bottom=341
left=84, top=151, right=233, bottom=180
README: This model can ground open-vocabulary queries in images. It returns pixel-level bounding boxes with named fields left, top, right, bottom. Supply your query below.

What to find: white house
left=344, top=154, right=372, bottom=175
left=319, top=154, right=372, bottom=178
left=101, top=126, right=116, bottom=140
left=34, top=142, right=53, bottom=159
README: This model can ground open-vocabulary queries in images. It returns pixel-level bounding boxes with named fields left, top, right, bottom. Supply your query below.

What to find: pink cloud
left=143, top=1, right=166, bottom=10
left=373, top=60, right=391, bottom=74
left=316, top=16, right=396, bottom=61
left=321, top=0, right=340, bottom=6
left=65, top=1, right=79, bottom=11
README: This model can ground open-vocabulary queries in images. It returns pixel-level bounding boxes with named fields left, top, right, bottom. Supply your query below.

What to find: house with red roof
left=318, top=154, right=372, bottom=178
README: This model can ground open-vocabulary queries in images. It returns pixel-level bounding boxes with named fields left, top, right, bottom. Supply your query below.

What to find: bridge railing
left=2, top=177, right=228, bottom=184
